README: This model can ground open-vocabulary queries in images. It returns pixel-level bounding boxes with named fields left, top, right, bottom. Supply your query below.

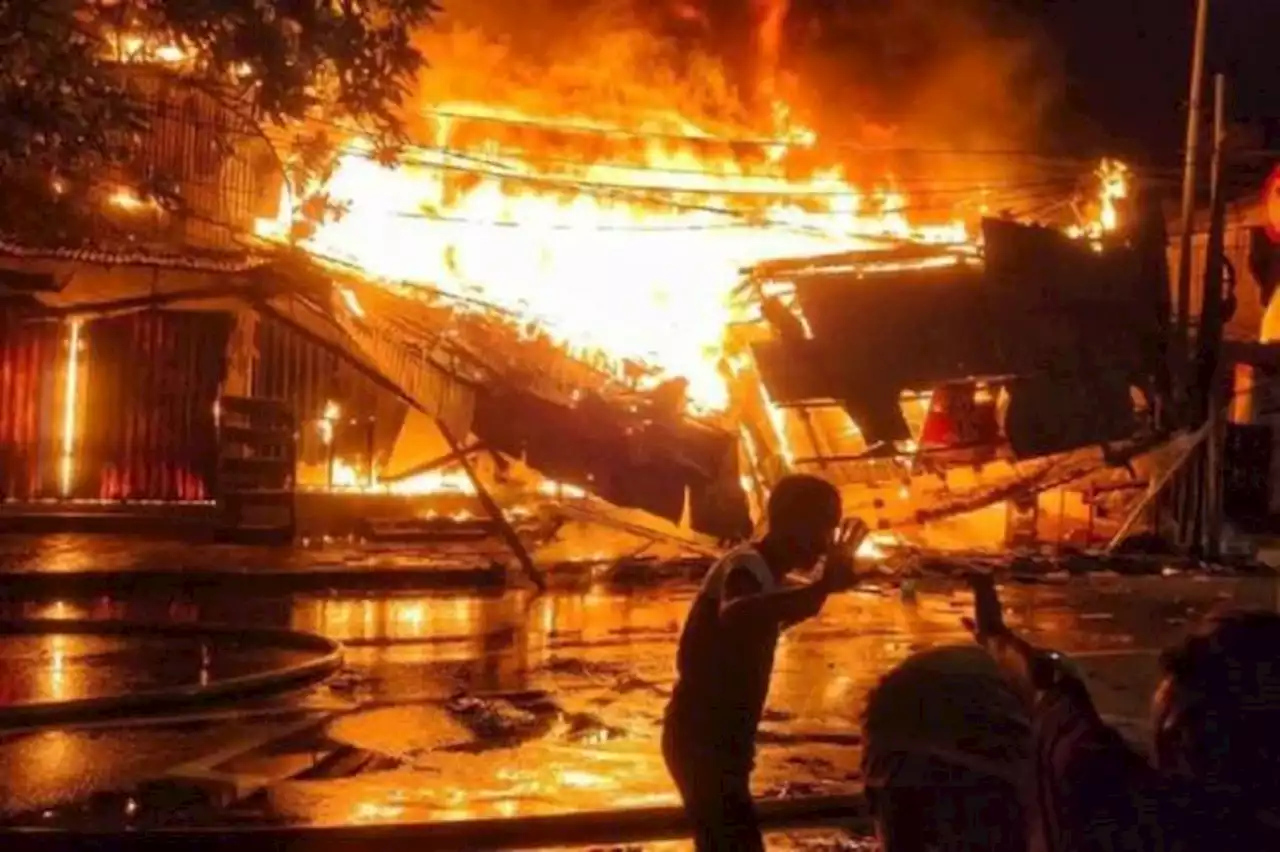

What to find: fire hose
left=0, top=619, right=342, bottom=730
left=0, top=794, right=872, bottom=850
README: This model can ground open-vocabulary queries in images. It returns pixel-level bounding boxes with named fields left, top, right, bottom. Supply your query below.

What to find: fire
left=856, top=530, right=901, bottom=561
left=259, top=102, right=968, bottom=411
left=1097, top=158, right=1130, bottom=232
left=111, top=32, right=189, bottom=65
left=317, top=400, right=340, bottom=446
left=312, top=456, right=594, bottom=505
left=107, top=187, right=151, bottom=212
left=536, top=480, right=587, bottom=500
left=305, top=455, right=479, bottom=496
left=1066, top=158, right=1130, bottom=243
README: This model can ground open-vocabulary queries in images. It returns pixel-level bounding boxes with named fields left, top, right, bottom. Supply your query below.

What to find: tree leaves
left=0, top=0, right=438, bottom=244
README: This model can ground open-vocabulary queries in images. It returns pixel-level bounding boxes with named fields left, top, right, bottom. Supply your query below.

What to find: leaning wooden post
left=437, top=419, right=546, bottom=591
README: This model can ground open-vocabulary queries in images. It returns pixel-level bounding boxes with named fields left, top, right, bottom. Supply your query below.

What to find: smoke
left=783, top=1, right=1064, bottom=191
left=405, top=0, right=754, bottom=133
left=409, top=2, right=1060, bottom=130
left=393, top=0, right=1067, bottom=219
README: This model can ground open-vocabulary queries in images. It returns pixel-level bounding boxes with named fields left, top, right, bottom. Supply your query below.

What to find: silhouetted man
left=662, top=473, right=865, bottom=850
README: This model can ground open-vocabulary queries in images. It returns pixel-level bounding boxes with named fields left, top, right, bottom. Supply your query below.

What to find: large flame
left=115, top=24, right=1124, bottom=417
left=259, top=102, right=967, bottom=410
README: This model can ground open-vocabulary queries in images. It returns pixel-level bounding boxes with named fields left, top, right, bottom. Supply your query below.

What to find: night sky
left=771, top=0, right=1280, bottom=164
left=1023, top=0, right=1280, bottom=159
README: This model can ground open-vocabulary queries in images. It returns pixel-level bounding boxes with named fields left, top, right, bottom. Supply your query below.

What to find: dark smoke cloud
left=408, top=0, right=755, bottom=130
left=778, top=1, right=1067, bottom=200
left=784, top=1, right=1060, bottom=142
left=405, top=0, right=1072, bottom=215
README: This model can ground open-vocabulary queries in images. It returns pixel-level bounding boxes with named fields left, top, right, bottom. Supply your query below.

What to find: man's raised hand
left=822, top=518, right=868, bottom=592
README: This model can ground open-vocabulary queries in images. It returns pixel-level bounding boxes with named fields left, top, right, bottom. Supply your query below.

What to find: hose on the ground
left=0, top=619, right=342, bottom=729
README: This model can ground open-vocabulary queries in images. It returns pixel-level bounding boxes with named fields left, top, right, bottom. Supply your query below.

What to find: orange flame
left=258, top=102, right=967, bottom=410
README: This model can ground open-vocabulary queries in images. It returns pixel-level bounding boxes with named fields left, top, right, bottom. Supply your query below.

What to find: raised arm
left=966, top=574, right=1172, bottom=851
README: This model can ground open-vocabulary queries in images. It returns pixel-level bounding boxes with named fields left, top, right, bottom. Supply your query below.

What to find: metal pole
left=1202, top=74, right=1228, bottom=559
left=1209, top=74, right=1226, bottom=204
left=1174, top=0, right=1210, bottom=421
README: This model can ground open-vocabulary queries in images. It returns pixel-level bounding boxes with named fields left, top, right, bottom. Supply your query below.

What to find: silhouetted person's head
left=863, top=646, right=1031, bottom=852
left=764, top=474, right=841, bottom=569
left=1154, top=608, right=1280, bottom=807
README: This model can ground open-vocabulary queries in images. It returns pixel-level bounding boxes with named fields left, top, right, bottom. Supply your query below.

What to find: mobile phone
left=971, top=574, right=1006, bottom=636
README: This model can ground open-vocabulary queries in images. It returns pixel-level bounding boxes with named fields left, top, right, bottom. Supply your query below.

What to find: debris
left=559, top=711, right=627, bottom=744
left=443, top=691, right=558, bottom=748
left=289, top=744, right=403, bottom=780
left=542, top=657, right=629, bottom=680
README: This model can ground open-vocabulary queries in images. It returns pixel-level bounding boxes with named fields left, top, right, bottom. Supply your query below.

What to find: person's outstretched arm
left=720, top=569, right=832, bottom=630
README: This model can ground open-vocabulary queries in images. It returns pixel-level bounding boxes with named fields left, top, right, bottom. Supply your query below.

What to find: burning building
left=0, top=9, right=1170, bottom=565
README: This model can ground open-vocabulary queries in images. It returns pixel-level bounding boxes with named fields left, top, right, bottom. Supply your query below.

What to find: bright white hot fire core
left=259, top=103, right=968, bottom=411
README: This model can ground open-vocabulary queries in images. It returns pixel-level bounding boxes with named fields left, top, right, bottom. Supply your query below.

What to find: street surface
left=0, top=534, right=1277, bottom=849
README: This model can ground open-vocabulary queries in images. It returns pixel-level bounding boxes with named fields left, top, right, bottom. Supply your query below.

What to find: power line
left=120, top=104, right=1152, bottom=206
left=324, top=142, right=1087, bottom=204
left=417, top=108, right=1132, bottom=163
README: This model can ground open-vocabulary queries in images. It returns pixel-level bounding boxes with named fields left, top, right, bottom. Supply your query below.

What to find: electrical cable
left=417, top=106, right=1140, bottom=162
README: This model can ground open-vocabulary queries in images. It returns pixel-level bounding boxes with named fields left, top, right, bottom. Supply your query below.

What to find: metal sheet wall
left=0, top=313, right=62, bottom=501
left=251, top=316, right=408, bottom=469
left=79, top=311, right=231, bottom=501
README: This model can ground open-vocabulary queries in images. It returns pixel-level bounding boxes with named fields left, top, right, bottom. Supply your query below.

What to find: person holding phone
left=662, top=473, right=866, bottom=852
left=966, top=573, right=1280, bottom=852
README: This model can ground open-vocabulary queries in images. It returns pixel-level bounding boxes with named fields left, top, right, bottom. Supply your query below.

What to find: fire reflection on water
left=48, top=634, right=66, bottom=701
left=297, top=576, right=1183, bottom=828
left=1, top=571, right=1218, bottom=828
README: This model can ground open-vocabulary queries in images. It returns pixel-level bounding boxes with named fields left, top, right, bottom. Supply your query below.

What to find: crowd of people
left=664, top=473, right=1280, bottom=851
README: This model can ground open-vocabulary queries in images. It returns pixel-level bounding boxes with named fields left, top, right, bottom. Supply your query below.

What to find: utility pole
left=1174, top=0, right=1210, bottom=422
left=1199, top=74, right=1228, bottom=558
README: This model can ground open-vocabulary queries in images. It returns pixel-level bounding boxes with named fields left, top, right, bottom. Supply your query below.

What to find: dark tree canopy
left=0, top=0, right=438, bottom=245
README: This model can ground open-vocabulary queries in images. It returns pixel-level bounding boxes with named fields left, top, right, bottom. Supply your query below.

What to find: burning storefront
left=0, top=6, right=1180, bottom=566
left=728, top=211, right=1171, bottom=551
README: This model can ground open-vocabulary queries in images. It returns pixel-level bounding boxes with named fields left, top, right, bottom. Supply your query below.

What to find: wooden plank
left=438, top=419, right=545, bottom=591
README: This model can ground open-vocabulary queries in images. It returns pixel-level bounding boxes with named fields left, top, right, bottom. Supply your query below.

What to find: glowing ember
left=856, top=531, right=901, bottom=561
left=107, top=188, right=150, bottom=212
left=112, top=33, right=188, bottom=65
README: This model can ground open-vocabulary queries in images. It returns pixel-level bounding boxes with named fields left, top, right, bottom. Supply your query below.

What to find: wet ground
left=0, top=531, right=506, bottom=574
left=0, top=533, right=1277, bottom=848
left=0, top=631, right=316, bottom=705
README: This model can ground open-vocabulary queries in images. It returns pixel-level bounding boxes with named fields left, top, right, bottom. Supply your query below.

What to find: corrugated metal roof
left=0, top=236, right=271, bottom=272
